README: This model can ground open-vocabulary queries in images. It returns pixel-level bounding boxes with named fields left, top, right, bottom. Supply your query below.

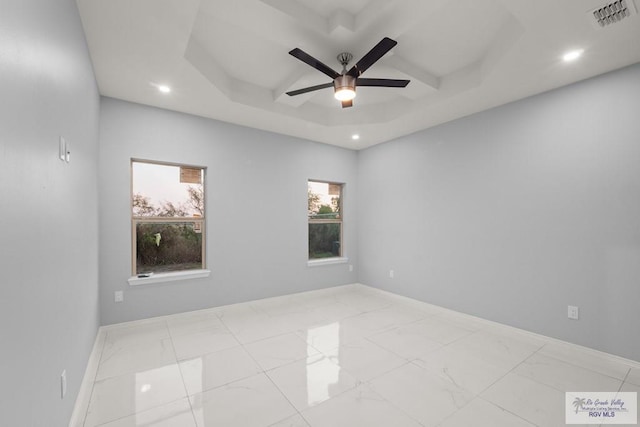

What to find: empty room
left=2, top=0, right=640, bottom=426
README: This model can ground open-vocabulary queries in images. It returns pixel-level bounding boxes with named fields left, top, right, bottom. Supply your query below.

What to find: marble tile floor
left=76, top=284, right=640, bottom=427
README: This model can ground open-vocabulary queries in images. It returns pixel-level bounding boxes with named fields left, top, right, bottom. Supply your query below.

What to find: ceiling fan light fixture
left=335, top=87, right=356, bottom=101
left=334, top=75, right=356, bottom=101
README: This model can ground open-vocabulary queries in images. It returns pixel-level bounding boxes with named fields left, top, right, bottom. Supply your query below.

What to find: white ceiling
left=76, top=0, right=640, bottom=149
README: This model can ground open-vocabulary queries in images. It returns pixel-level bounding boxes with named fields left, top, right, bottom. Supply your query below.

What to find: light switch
left=61, top=370, right=67, bottom=399
left=59, top=136, right=66, bottom=161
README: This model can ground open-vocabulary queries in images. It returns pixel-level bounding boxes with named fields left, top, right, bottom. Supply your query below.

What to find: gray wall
left=0, top=0, right=100, bottom=425
left=358, top=63, right=640, bottom=361
left=99, top=97, right=358, bottom=325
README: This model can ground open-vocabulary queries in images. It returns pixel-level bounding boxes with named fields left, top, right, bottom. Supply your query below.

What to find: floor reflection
left=307, top=322, right=340, bottom=406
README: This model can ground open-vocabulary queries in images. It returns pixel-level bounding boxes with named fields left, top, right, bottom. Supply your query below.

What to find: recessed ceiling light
left=563, top=49, right=584, bottom=62
left=351, top=134, right=360, bottom=140
left=158, top=85, right=171, bottom=93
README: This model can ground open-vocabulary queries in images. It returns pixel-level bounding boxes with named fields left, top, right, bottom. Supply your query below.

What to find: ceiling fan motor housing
left=334, top=74, right=357, bottom=100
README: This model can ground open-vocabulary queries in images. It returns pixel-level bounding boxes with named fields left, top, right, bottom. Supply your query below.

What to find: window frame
left=130, top=159, right=207, bottom=276
left=308, top=180, right=344, bottom=261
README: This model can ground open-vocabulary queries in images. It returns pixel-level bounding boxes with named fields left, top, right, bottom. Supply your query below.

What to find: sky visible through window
left=308, top=181, right=336, bottom=212
left=132, top=162, right=202, bottom=216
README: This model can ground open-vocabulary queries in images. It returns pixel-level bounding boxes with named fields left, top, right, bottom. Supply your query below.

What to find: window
left=308, top=180, right=343, bottom=259
left=131, top=160, right=205, bottom=275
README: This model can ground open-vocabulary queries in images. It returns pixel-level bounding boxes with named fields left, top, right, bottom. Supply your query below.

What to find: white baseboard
left=68, top=327, right=106, bottom=427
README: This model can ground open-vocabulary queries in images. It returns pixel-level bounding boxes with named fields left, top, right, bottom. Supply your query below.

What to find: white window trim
left=307, top=257, right=349, bottom=267
left=128, top=269, right=211, bottom=286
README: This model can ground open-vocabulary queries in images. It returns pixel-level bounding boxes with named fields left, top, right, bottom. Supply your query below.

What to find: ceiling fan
left=286, top=37, right=410, bottom=108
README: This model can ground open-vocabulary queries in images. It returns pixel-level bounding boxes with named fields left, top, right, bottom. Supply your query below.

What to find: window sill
left=128, top=269, right=211, bottom=286
left=307, top=257, right=349, bottom=267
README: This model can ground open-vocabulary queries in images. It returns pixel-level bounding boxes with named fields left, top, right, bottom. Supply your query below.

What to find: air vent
left=590, top=0, right=637, bottom=27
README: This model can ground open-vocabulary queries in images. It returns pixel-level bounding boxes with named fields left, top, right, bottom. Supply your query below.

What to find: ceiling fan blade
left=356, top=78, right=410, bottom=88
left=347, top=37, right=397, bottom=77
left=286, top=82, right=334, bottom=96
left=289, top=48, right=340, bottom=79
left=341, top=100, right=353, bottom=108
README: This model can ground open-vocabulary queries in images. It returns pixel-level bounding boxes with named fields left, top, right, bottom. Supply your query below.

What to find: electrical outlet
left=389, top=270, right=394, bottom=279
left=348, top=264, right=353, bottom=272
left=114, top=291, right=124, bottom=303
left=568, top=305, right=579, bottom=320
left=61, top=370, right=67, bottom=399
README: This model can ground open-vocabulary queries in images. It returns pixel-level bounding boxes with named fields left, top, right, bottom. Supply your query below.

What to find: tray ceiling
left=77, top=0, right=640, bottom=149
